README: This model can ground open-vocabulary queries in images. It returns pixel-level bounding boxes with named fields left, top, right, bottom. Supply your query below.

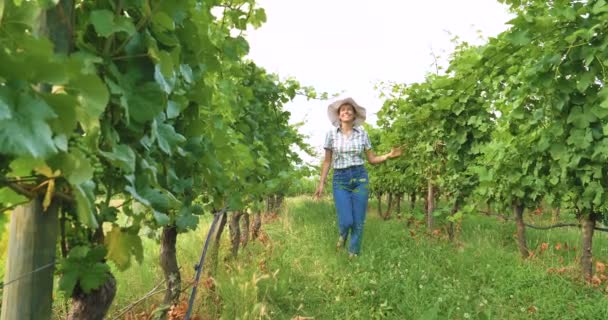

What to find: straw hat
left=327, top=97, right=367, bottom=127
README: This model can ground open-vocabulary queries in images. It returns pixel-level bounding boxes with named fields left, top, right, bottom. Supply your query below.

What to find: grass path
left=97, top=197, right=608, bottom=319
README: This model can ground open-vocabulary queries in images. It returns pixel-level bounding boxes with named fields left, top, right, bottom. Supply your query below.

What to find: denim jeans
left=332, top=165, right=369, bottom=254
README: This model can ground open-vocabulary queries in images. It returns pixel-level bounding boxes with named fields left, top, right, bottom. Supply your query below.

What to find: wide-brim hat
left=327, top=97, right=367, bottom=127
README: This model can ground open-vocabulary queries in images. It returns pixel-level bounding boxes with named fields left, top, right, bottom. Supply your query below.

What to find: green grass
left=241, top=198, right=608, bottom=319
left=47, top=197, right=608, bottom=319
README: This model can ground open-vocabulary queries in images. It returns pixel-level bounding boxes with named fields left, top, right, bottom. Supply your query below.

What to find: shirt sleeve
left=323, top=130, right=333, bottom=150
left=363, top=130, right=372, bottom=151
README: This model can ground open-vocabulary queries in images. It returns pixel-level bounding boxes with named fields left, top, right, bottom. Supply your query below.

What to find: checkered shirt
left=323, top=126, right=372, bottom=169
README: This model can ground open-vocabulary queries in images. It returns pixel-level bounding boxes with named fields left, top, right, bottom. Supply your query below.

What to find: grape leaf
left=0, top=89, right=58, bottom=158
left=104, top=227, right=144, bottom=271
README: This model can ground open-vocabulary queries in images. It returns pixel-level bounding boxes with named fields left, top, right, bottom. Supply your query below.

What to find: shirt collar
left=336, top=126, right=361, bottom=133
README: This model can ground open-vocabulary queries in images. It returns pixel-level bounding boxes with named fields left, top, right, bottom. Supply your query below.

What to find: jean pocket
left=333, top=170, right=347, bottom=179
left=333, top=176, right=348, bottom=186
left=354, top=169, right=368, bottom=182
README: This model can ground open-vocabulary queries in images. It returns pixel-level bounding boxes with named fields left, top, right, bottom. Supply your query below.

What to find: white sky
left=245, top=0, right=514, bottom=165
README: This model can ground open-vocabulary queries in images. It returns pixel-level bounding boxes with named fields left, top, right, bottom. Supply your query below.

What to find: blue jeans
left=332, top=165, right=369, bottom=254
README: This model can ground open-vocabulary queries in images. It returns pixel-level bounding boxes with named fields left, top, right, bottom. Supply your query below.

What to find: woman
left=314, top=97, right=401, bottom=257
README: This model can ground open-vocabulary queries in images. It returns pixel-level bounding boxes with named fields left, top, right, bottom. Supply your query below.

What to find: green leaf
left=58, top=246, right=109, bottom=295
left=8, top=157, right=45, bottom=177
left=42, top=94, right=80, bottom=136
left=104, top=227, right=144, bottom=271
left=54, top=149, right=94, bottom=185
left=68, top=245, right=90, bottom=259
left=89, top=10, right=115, bottom=36
left=577, top=72, right=595, bottom=92
left=89, top=10, right=135, bottom=37
left=549, top=143, right=567, bottom=160
left=507, top=29, right=531, bottom=46
left=155, top=122, right=186, bottom=155
left=550, top=175, right=559, bottom=186
left=592, top=0, right=608, bottom=14
left=125, top=176, right=178, bottom=217
left=0, top=187, right=28, bottom=206
left=223, top=36, right=250, bottom=61
left=472, top=166, right=491, bottom=182
left=70, top=74, right=109, bottom=118
left=583, top=181, right=603, bottom=206
left=228, top=192, right=244, bottom=210
left=99, top=144, right=136, bottom=173
left=176, top=207, right=198, bottom=231
left=154, top=65, right=175, bottom=94
left=79, top=263, right=110, bottom=293
left=591, top=105, right=608, bottom=119
left=54, top=134, right=68, bottom=152
left=250, top=8, right=267, bottom=28
left=599, top=87, right=608, bottom=109
left=592, top=138, right=608, bottom=161
left=126, top=82, right=165, bottom=123
left=153, top=210, right=170, bottom=225
left=114, top=16, right=136, bottom=35
left=31, top=59, right=68, bottom=85
left=66, top=51, right=103, bottom=75
left=154, top=50, right=176, bottom=93
left=9, top=37, right=68, bottom=84
left=256, top=156, right=270, bottom=168
left=73, top=181, right=98, bottom=229
left=87, top=245, right=109, bottom=264
left=152, top=11, right=174, bottom=31
left=99, top=205, right=119, bottom=223
left=0, top=89, right=58, bottom=158
left=567, top=106, right=597, bottom=129
left=146, top=188, right=180, bottom=212
left=566, top=128, right=593, bottom=149
left=166, top=100, right=182, bottom=119
left=176, top=213, right=198, bottom=231
left=179, top=64, right=193, bottom=83
left=58, top=264, right=79, bottom=296
left=125, top=175, right=153, bottom=208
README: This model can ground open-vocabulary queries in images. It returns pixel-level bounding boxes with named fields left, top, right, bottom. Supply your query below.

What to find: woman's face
left=338, top=104, right=356, bottom=123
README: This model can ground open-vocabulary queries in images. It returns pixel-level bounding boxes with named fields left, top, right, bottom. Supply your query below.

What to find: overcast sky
left=245, top=0, right=514, bottom=164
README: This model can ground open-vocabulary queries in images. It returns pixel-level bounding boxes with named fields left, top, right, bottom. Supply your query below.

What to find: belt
left=334, top=165, right=364, bottom=171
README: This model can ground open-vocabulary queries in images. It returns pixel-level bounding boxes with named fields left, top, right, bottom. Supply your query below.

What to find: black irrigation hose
left=525, top=222, right=608, bottom=233
left=185, top=207, right=228, bottom=320
left=489, top=214, right=608, bottom=233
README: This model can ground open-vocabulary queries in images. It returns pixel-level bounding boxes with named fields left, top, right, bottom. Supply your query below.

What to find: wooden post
left=580, top=212, right=597, bottom=280
left=513, top=202, right=529, bottom=258
left=229, top=211, right=243, bottom=257
left=426, top=179, right=434, bottom=230
left=410, top=191, right=416, bottom=210
left=448, top=199, right=460, bottom=241
left=1, top=198, right=59, bottom=320
left=1, top=2, right=73, bottom=319
left=384, top=192, right=393, bottom=220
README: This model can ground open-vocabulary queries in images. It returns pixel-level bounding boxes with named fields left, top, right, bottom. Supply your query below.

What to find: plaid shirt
left=323, top=126, right=372, bottom=169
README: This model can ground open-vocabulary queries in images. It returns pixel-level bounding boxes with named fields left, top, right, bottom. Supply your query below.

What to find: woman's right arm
left=314, top=149, right=332, bottom=199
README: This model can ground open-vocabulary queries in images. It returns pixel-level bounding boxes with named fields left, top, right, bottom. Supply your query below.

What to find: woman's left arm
left=366, top=147, right=402, bottom=165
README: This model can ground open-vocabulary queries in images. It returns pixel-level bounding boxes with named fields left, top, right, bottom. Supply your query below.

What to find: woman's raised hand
left=388, top=146, right=403, bottom=159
